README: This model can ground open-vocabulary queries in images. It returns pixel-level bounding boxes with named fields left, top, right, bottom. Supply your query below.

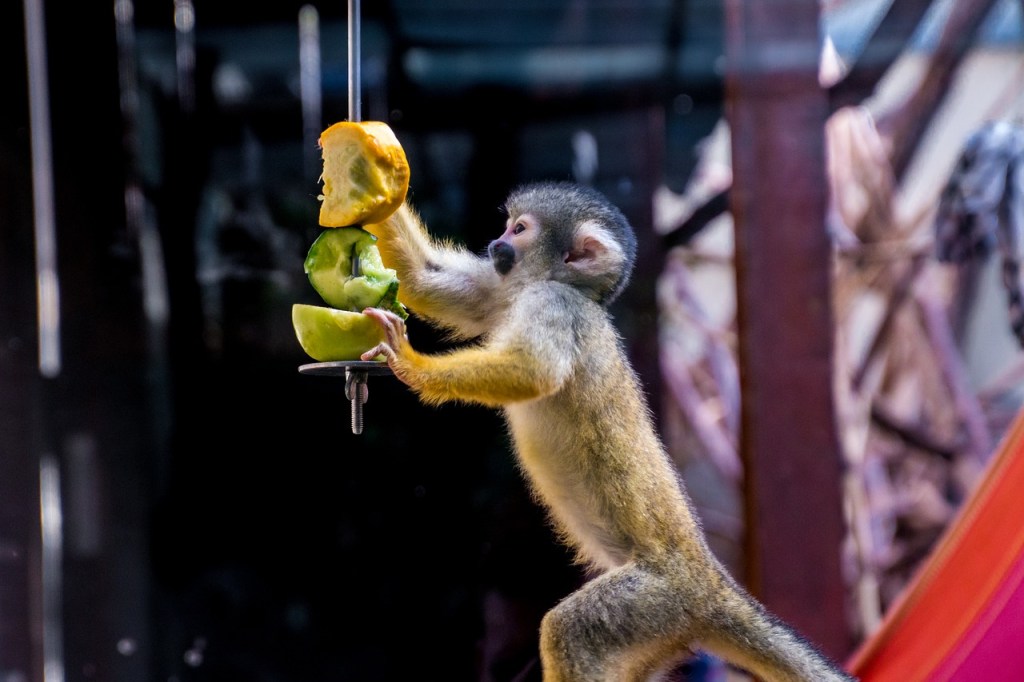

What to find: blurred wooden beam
left=828, top=0, right=935, bottom=111
left=878, top=0, right=1001, bottom=181
left=724, top=0, right=851, bottom=660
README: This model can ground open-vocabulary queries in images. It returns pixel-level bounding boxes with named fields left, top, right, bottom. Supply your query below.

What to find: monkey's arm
left=367, top=203, right=501, bottom=339
left=360, top=296, right=575, bottom=408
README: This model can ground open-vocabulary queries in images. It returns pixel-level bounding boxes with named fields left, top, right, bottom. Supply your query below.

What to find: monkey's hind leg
left=538, top=563, right=697, bottom=682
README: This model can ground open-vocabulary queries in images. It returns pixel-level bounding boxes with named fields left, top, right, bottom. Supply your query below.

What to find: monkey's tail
left=699, top=588, right=857, bottom=682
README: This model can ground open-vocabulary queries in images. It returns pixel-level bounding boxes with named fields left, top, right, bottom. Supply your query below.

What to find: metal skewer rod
left=346, top=0, right=366, bottom=434
left=347, top=0, right=361, bottom=122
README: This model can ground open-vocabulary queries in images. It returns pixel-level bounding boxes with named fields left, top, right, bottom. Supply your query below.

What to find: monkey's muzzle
left=489, top=240, right=516, bottom=275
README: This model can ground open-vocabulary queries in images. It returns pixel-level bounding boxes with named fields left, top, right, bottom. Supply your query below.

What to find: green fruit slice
left=292, top=303, right=385, bottom=362
left=304, top=227, right=398, bottom=311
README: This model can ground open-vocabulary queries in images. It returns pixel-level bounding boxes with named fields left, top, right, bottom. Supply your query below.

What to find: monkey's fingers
left=359, top=341, right=416, bottom=389
left=360, top=341, right=396, bottom=364
left=362, top=307, right=408, bottom=347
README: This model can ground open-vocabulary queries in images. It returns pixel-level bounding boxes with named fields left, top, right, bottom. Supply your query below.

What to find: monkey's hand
left=360, top=308, right=415, bottom=386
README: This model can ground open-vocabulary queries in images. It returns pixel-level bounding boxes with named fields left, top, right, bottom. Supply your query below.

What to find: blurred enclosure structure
left=2, top=1, right=1023, bottom=681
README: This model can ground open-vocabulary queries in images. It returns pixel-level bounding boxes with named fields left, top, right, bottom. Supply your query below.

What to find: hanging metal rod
left=348, top=0, right=361, bottom=122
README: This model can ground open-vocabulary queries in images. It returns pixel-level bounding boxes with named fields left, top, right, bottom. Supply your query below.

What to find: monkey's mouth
left=488, top=240, right=515, bottom=275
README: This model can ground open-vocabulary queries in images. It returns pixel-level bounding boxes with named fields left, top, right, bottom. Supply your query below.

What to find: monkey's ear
left=565, top=221, right=628, bottom=292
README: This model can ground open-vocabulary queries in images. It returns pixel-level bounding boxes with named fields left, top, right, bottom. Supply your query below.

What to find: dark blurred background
left=2, top=2, right=726, bottom=681
left=9, top=0, right=1024, bottom=679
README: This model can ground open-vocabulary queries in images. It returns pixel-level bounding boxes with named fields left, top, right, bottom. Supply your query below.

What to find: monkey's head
left=489, top=181, right=638, bottom=306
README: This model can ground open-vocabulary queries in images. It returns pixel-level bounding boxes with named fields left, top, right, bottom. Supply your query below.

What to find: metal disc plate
left=298, top=360, right=393, bottom=377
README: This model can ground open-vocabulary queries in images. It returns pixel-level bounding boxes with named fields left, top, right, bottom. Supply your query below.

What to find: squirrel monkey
left=361, top=181, right=855, bottom=682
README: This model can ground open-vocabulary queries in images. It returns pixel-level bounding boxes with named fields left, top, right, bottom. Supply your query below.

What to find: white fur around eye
left=512, top=214, right=540, bottom=235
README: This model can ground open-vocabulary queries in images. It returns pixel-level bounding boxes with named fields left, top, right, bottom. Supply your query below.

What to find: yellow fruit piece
left=318, top=120, right=410, bottom=228
left=292, top=303, right=385, bottom=362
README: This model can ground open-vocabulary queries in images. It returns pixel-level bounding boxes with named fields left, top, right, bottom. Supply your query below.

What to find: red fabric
left=847, top=409, right=1024, bottom=681
left=940, top=552, right=1024, bottom=679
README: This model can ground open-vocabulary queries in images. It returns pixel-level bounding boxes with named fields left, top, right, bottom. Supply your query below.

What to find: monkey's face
left=495, top=181, right=638, bottom=305
left=488, top=213, right=542, bottom=276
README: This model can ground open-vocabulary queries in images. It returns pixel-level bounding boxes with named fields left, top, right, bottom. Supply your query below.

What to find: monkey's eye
left=513, top=222, right=527, bottom=235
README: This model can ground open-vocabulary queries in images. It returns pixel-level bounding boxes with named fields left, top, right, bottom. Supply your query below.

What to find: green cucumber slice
left=304, top=227, right=399, bottom=311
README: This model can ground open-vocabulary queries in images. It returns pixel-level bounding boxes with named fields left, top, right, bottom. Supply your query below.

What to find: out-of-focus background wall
left=3, top=1, right=1023, bottom=681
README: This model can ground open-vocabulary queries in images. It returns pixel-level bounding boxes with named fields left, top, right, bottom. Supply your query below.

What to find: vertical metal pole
left=24, top=0, right=61, bottom=379
left=173, top=0, right=196, bottom=113
left=346, top=0, right=369, bottom=435
left=24, top=3, right=64, bottom=675
left=348, top=0, right=361, bottom=122
left=39, top=454, right=65, bottom=682
left=299, top=5, right=323, bottom=178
